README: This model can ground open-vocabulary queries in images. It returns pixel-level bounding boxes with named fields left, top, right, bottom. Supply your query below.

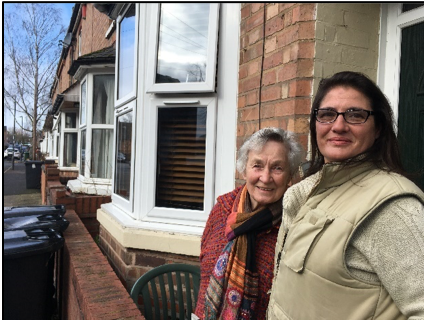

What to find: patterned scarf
left=204, top=185, right=282, bottom=319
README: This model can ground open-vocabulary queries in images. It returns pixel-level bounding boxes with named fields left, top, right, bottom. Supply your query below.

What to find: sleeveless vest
left=267, top=163, right=424, bottom=320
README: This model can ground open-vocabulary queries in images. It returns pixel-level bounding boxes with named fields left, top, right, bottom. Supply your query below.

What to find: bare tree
left=187, top=62, right=206, bottom=82
left=4, top=3, right=65, bottom=159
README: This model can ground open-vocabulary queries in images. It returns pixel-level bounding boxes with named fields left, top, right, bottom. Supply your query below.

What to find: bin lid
left=4, top=215, right=69, bottom=232
left=4, top=229, right=64, bottom=260
left=4, top=205, right=66, bottom=218
left=25, top=160, right=44, bottom=165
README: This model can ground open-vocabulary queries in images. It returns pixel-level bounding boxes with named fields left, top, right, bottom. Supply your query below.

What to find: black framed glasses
left=314, top=108, right=376, bottom=124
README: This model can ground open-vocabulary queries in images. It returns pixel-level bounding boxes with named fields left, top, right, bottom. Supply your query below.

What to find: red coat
left=195, top=185, right=279, bottom=319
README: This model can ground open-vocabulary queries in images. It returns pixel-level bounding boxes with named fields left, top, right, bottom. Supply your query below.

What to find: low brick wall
left=99, top=226, right=200, bottom=291
left=62, top=209, right=144, bottom=320
left=45, top=179, right=111, bottom=239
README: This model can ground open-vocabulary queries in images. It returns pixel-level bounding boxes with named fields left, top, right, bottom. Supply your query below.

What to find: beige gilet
left=267, top=163, right=424, bottom=320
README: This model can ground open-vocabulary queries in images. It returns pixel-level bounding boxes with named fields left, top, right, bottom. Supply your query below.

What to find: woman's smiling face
left=243, top=141, right=291, bottom=210
left=316, top=86, right=380, bottom=163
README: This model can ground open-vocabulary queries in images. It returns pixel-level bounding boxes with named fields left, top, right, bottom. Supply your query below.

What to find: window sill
left=58, top=166, right=79, bottom=171
left=67, top=178, right=112, bottom=195
left=98, top=203, right=201, bottom=256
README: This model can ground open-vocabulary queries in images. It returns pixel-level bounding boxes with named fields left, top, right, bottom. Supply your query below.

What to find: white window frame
left=138, top=95, right=216, bottom=225
left=78, top=71, right=115, bottom=185
left=80, top=79, right=87, bottom=126
left=59, top=110, right=79, bottom=168
left=145, top=3, right=220, bottom=93
left=103, top=3, right=239, bottom=237
left=112, top=3, right=140, bottom=214
left=378, top=4, right=424, bottom=124
left=112, top=100, right=137, bottom=214
left=78, top=30, right=82, bottom=57
left=51, top=116, right=60, bottom=160
left=115, top=4, right=139, bottom=108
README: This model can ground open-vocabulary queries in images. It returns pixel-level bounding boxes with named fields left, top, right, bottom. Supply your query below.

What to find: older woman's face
left=316, top=86, right=380, bottom=163
left=243, top=141, right=291, bottom=210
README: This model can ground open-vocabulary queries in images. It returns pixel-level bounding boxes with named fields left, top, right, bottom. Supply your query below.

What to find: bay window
left=103, top=3, right=239, bottom=237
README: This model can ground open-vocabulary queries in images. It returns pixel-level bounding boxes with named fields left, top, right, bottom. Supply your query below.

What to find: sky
left=2, top=3, right=75, bottom=132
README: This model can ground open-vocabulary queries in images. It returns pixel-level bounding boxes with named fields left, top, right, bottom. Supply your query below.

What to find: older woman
left=267, top=71, right=424, bottom=320
left=194, top=127, right=304, bottom=320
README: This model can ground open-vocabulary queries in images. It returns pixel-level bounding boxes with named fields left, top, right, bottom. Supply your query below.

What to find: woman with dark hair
left=194, top=127, right=304, bottom=320
left=267, top=71, right=424, bottom=320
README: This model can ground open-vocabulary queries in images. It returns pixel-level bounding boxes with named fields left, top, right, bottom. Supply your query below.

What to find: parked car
left=117, top=152, right=126, bottom=162
left=5, top=148, right=21, bottom=160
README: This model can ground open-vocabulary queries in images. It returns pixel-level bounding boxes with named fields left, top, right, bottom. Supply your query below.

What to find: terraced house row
left=42, top=2, right=423, bottom=300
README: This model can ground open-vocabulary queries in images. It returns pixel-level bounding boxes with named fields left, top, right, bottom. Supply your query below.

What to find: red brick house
left=46, top=3, right=423, bottom=318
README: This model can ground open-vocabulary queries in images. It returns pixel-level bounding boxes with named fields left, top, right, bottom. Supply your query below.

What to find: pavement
left=3, top=159, right=42, bottom=207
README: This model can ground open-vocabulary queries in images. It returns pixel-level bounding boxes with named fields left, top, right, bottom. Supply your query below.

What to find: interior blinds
left=156, top=107, right=207, bottom=210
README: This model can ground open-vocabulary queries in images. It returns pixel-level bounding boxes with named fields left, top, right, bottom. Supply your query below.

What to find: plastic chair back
left=131, top=263, right=200, bottom=320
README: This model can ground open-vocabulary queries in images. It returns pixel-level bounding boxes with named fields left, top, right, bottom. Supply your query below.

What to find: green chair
left=130, top=263, right=201, bottom=320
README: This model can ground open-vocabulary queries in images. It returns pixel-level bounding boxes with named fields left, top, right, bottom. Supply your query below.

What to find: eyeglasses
left=314, top=108, right=376, bottom=124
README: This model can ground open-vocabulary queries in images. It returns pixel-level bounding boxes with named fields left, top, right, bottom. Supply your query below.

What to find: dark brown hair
left=306, top=71, right=405, bottom=177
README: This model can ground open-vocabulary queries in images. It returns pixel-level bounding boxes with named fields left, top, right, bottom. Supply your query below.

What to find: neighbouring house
left=46, top=1, right=424, bottom=307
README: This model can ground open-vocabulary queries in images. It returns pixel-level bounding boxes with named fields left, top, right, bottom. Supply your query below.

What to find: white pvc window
left=79, top=73, right=115, bottom=181
left=140, top=96, right=216, bottom=224
left=80, top=80, right=87, bottom=126
left=146, top=3, right=220, bottom=93
left=116, top=4, right=139, bottom=107
left=60, top=111, right=78, bottom=167
left=106, top=4, right=239, bottom=235
left=112, top=101, right=136, bottom=213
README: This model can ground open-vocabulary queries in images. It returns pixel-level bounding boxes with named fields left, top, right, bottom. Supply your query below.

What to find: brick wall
left=237, top=3, right=315, bottom=184
left=62, top=209, right=143, bottom=319
left=52, top=3, right=116, bottom=103
left=99, top=226, right=200, bottom=291
left=80, top=4, right=116, bottom=56
left=43, top=164, right=111, bottom=239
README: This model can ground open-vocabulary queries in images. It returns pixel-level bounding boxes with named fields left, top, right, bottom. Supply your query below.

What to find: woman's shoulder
left=366, top=170, right=424, bottom=198
left=216, top=185, right=243, bottom=210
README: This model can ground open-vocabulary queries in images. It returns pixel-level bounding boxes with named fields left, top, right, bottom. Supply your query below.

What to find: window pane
left=156, top=4, right=210, bottom=84
left=81, top=81, right=86, bottom=125
left=118, top=4, right=136, bottom=99
left=91, top=129, right=113, bottom=179
left=80, top=130, right=86, bottom=175
left=93, top=75, right=115, bottom=125
left=65, top=113, right=77, bottom=128
left=114, top=111, right=133, bottom=200
left=156, top=107, right=206, bottom=210
left=64, top=133, right=77, bottom=167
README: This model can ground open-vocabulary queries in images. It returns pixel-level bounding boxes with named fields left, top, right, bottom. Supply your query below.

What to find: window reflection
left=80, top=130, right=86, bottom=175
left=65, top=113, right=77, bottom=128
left=118, top=4, right=136, bottom=99
left=156, top=3, right=210, bottom=84
left=114, top=111, right=133, bottom=200
left=81, top=81, right=86, bottom=125
left=64, top=133, right=77, bottom=167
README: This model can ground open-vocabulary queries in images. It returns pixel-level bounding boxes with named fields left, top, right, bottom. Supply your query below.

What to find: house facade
left=48, top=3, right=424, bottom=291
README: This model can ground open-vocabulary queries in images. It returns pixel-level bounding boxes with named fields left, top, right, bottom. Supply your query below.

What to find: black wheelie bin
left=3, top=228, right=65, bottom=320
left=4, top=204, right=66, bottom=218
left=24, top=160, right=44, bottom=189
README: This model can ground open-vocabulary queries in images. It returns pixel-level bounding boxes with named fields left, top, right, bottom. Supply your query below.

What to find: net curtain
left=91, top=75, right=114, bottom=179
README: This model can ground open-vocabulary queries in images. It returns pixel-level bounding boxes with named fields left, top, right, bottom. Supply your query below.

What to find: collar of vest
left=310, top=162, right=378, bottom=197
